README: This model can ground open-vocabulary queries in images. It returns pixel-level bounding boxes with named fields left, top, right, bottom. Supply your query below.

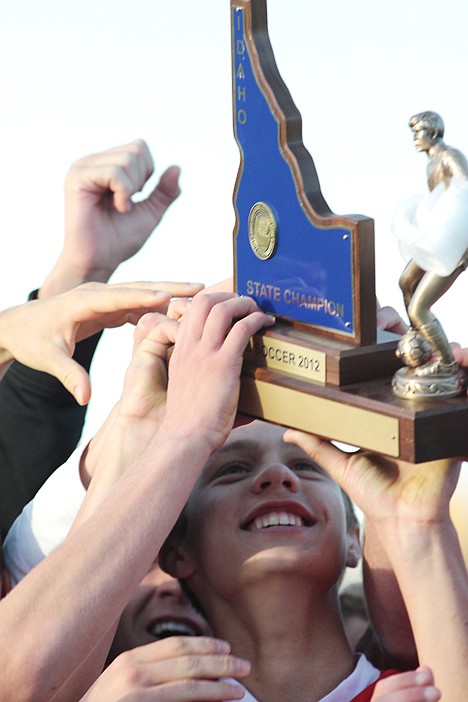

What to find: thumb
left=46, top=353, right=92, bottom=405
left=144, top=165, right=181, bottom=217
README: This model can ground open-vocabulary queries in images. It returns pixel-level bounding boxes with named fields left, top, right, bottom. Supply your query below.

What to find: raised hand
left=161, top=293, right=275, bottom=453
left=282, top=431, right=459, bottom=526
left=0, top=281, right=202, bottom=405
left=41, top=139, right=183, bottom=296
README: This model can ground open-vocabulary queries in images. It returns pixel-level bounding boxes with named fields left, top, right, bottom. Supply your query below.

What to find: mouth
left=241, top=504, right=315, bottom=531
left=147, top=619, right=201, bottom=640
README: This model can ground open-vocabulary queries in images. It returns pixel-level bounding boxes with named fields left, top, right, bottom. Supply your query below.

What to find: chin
left=243, top=547, right=314, bottom=575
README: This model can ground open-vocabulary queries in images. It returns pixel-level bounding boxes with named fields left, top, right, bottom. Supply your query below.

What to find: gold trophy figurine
left=392, top=111, right=468, bottom=399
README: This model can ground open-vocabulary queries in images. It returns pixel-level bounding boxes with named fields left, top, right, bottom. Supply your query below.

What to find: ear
left=345, top=525, right=362, bottom=569
left=159, top=536, right=197, bottom=580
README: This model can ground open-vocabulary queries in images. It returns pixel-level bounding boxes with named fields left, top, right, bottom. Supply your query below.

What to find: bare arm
left=284, top=432, right=468, bottom=701
left=0, top=294, right=273, bottom=702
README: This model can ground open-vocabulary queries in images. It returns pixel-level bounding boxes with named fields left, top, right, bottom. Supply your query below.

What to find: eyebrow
left=214, top=439, right=261, bottom=455
left=201, top=439, right=264, bottom=478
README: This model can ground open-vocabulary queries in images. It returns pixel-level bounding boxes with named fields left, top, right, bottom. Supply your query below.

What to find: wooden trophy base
left=239, top=322, right=468, bottom=463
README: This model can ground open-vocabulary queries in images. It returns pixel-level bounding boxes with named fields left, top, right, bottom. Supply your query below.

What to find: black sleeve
left=0, top=322, right=102, bottom=537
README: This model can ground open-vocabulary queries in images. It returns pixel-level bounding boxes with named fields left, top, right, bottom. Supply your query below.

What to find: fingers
left=199, top=277, right=234, bottom=294
left=132, top=313, right=169, bottom=351
left=67, top=139, right=155, bottom=214
left=44, top=353, right=92, bottom=406
left=223, top=307, right=275, bottom=356
left=166, top=298, right=191, bottom=320
left=376, top=305, right=408, bottom=335
left=83, top=638, right=250, bottom=702
left=453, top=346, right=468, bottom=367
left=144, top=165, right=182, bottom=216
left=106, top=637, right=250, bottom=699
left=177, top=293, right=273, bottom=348
left=93, top=281, right=204, bottom=296
left=175, top=292, right=238, bottom=343
left=201, top=295, right=273, bottom=349
left=283, top=430, right=349, bottom=485
left=132, top=313, right=179, bottom=357
left=70, top=282, right=202, bottom=321
left=371, top=667, right=440, bottom=702
left=132, top=636, right=232, bottom=660
left=70, top=283, right=204, bottom=341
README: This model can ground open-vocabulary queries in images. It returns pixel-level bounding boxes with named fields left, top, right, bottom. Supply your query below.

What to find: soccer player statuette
left=392, top=111, right=468, bottom=399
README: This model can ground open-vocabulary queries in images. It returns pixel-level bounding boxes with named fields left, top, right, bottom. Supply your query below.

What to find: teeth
left=252, top=511, right=304, bottom=530
left=149, top=621, right=197, bottom=639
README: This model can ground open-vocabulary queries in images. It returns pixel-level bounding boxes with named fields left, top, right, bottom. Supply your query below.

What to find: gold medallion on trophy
left=248, top=202, right=278, bottom=260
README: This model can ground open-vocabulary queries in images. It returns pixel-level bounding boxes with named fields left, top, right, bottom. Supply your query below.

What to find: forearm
left=362, top=520, right=417, bottom=667
left=49, top=626, right=118, bottom=702
left=0, top=431, right=212, bottom=702
left=73, top=406, right=164, bottom=523
left=378, top=518, right=468, bottom=701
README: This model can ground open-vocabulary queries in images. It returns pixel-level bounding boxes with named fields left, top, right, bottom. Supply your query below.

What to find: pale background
left=2, top=0, right=468, bottom=524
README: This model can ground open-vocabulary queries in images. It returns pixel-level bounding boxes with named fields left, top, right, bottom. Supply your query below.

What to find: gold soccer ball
left=396, top=329, right=433, bottom=368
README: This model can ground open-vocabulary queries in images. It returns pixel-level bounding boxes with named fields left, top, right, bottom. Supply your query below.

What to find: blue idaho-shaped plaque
left=232, top=0, right=376, bottom=344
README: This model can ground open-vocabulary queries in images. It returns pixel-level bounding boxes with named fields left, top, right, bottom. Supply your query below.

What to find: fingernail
left=234, top=658, right=251, bottom=674
left=74, top=387, right=86, bottom=406
left=415, top=669, right=431, bottom=685
left=214, top=639, right=231, bottom=653
left=224, top=683, right=246, bottom=699
left=423, top=688, right=440, bottom=702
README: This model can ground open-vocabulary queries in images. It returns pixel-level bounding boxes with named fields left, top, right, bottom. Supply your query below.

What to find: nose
left=155, top=574, right=186, bottom=601
left=143, top=566, right=188, bottom=602
left=250, top=463, right=300, bottom=494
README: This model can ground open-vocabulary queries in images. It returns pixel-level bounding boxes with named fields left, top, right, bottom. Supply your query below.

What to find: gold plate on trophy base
left=243, top=321, right=403, bottom=387
left=239, top=367, right=468, bottom=463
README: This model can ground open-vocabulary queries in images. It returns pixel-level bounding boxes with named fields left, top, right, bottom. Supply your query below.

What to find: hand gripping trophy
left=392, top=110, right=468, bottom=398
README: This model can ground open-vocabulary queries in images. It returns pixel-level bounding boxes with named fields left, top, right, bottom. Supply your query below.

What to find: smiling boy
left=161, top=421, right=383, bottom=701
left=160, top=419, right=468, bottom=702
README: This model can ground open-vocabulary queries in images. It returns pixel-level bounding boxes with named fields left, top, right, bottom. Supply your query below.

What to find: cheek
left=315, top=483, right=348, bottom=524
left=184, top=504, right=239, bottom=589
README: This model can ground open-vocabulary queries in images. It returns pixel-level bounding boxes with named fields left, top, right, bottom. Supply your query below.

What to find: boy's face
left=108, top=561, right=211, bottom=661
left=174, top=421, right=359, bottom=603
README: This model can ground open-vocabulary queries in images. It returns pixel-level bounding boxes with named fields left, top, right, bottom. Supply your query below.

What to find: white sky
left=2, top=0, right=468, bottom=439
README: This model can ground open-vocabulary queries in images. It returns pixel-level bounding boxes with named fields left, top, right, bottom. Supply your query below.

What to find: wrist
left=39, top=259, right=113, bottom=298
left=372, top=513, right=456, bottom=565
left=150, top=424, right=214, bottom=471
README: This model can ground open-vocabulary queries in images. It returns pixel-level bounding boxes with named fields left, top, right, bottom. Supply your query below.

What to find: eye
left=289, top=459, right=325, bottom=476
left=214, top=461, right=252, bottom=481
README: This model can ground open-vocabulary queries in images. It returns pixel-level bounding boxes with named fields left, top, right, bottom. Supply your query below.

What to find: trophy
left=231, top=0, right=468, bottom=463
